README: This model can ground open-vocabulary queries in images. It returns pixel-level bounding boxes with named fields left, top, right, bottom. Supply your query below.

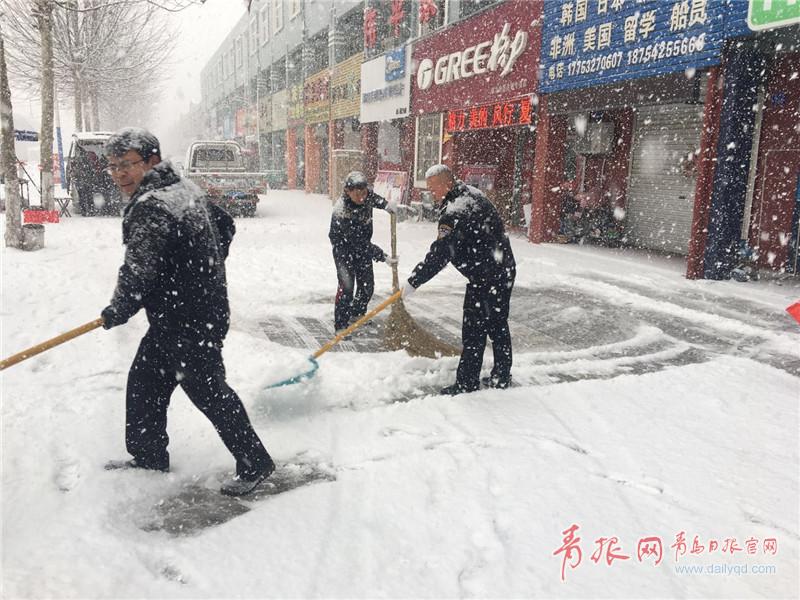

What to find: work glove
left=386, top=199, right=398, bottom=214
left=101, top=305, right=129, bottom=330
left=401, top=283, right=416, bottom=300
left=385, top=256, right=399, bottom=266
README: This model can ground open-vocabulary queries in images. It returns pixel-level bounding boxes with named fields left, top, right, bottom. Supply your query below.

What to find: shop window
left=364, top=0, right=413, bottom=60
left=287, top=48, right=303, bottom=86
left=378, top=121, right=401, bottom=165
left=415, top=113, right=442, bottom=185
left=418, top=0, right=446, bottom=36
left=260, top=6, right=269, bottom=45
left=271, top=131, right=286, bottom=172
left=272, top=0, right=284, bottom=34
left=342, top=118, right=361, bottom=151
left=271, top=57, right=286, bottom=91
left=305, top=30, right=328, bottom=77
left=458, top=0, right=499, bottom=20
left=335, top=7, right=364, bottom=63
left=249, top=18, right=258, bottom=55
left=564, top=138, right=578, bottom=183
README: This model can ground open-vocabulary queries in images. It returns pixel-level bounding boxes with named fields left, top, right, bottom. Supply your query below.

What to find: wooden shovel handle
left=0, top=318, right=104, bottom=371
left=313, top=291, right=402, bottom=359
left=390, top=212, right=399, bottom=292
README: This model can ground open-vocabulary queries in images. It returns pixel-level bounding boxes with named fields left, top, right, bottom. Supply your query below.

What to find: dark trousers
left=334, top=255, right=374, bottom=330
left=456, top=276, right=515, bottom=389
left=125, top=328, right=272, bottom=477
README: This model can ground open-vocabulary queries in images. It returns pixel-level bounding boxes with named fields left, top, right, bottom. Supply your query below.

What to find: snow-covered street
left=2, top=190, right=799, bottom=598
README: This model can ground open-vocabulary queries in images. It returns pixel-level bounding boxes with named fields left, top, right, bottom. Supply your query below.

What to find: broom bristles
left=381, top=299, right=461, bottom=359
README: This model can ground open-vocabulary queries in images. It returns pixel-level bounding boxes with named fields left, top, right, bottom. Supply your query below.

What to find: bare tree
left=1, top=22, right=23, bottom=249
left=35, top=0, right=55, bottom=210
left=5, top=0, right=176, bottom=133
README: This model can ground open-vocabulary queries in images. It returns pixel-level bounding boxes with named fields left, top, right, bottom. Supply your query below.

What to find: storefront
left=286, top=83, right=304, bottom=189
left=240, top=105, right=259, bottom=171
left=359, top=45, right=414, bottom=188
left=410, top=0, right=542, bottom=225
left=266, top=88, right=288, bottom=185
left=257, top=93, right=272, bottom=170
left=533, top=0, right=786, bottom=279
left=330, top=52, right=364, bottom=198
left=303, top=69, right=331, bottom=195
left=743, top=39, right=800, bottom=274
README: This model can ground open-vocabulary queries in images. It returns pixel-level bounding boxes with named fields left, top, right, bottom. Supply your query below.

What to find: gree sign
left=416, top=23, right=528, bottom=91
left=411, top=0, right=541, bottom=113
left=748, top=0, right=800, bottom=30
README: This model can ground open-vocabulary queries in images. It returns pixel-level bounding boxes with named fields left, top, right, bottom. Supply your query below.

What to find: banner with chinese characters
left=331, top=52, right=363, bottom=121
left=272, top=90, right=289, bottom=131
left=304, top=69, right=331, bottom=125
left=288, top=84, right=304, bottom=128
left=445, top=96, right=534, bottom=133
left=540, top=0, right=751, bottom=93
left=411, top=0, right=542, bottom=113
left=258, top=95, right=272, bottom=132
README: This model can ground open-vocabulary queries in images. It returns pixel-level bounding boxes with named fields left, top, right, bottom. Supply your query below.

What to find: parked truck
left=183, top=140, right=270, bottom=217
left=65, top=131, right=122, bottom=216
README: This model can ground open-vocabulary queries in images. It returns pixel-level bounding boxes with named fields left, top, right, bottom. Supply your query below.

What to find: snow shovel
left=0, top=317, right=104, bottom=371
left=265, top=290, right=403, bottom=389
left=382, top=213, right=460, bottom=358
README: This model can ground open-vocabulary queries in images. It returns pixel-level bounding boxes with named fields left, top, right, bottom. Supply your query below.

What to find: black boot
left=104, top=457, right=169, bottom=472
left=440, top=382, right=479, bottom=396
left=481, top=375, right=513, bottom=389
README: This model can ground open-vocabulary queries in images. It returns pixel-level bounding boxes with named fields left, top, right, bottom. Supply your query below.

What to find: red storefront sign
left=411, top=0, right=542, bottom=114
left=445, top=96, right=534, bottom=133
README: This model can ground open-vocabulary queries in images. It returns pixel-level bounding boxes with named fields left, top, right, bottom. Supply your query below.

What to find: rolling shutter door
left=625, top=103, right=704, bottom=254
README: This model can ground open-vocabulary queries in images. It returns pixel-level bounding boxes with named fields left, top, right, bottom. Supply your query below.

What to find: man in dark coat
left=329, top=171, right=396, bottom=332
left=100, top=127, right=273, bottom=497
left=402, top=164, right=516, bottom=395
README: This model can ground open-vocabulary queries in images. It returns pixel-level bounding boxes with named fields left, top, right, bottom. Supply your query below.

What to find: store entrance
left=453, top=126, right=533, bottom=226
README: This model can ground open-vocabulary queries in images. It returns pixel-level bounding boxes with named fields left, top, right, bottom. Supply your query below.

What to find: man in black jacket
left=100, top=127, right=273, bottom=496
left=402, top=164, right=516, bottom=395
left=329, top=171, right=396, bottom=332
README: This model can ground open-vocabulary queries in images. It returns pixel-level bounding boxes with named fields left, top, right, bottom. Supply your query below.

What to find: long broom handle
left=0, top=318, right=104, bottom=371
left=390, top=212, right=399, bottom=293
left=312, top=290, right=402, bottom=359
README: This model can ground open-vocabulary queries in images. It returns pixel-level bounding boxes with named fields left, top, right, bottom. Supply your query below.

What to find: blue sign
left=540, top=0, right=750, bottom=93
left=385, top=47, right=406, bottom=82
left=14, top=129, right=38, bottom=142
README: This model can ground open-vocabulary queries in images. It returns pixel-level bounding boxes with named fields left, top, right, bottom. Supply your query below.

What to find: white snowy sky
left=150, top=0, right=246, bottom=142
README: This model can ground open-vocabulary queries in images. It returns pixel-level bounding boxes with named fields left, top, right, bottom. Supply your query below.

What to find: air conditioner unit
left=574, top=122, right=615, bottom=155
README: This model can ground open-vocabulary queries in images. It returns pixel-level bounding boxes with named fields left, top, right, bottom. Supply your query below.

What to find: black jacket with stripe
left=408, top=181, right=515, bottom=289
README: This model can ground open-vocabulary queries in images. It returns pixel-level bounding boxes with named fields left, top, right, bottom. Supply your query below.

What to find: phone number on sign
left=627, top=33, right=706, bottom=65
left=554, top=34, right=708, bottom=80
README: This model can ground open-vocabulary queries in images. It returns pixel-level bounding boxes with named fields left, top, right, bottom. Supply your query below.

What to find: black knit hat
left=104, top=127, right=161, bottom=161
left=344, top=171, right=368, bottom=190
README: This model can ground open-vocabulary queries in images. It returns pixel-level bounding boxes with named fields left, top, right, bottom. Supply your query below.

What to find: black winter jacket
left=107, top=161, right=235, bottom=343
left=329, top=190, right=388, bottom=263
left=408, top=181, right=515, bottom=288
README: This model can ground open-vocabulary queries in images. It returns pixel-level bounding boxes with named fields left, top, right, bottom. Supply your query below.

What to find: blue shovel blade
left=265, top=357, right=319, bottom=389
